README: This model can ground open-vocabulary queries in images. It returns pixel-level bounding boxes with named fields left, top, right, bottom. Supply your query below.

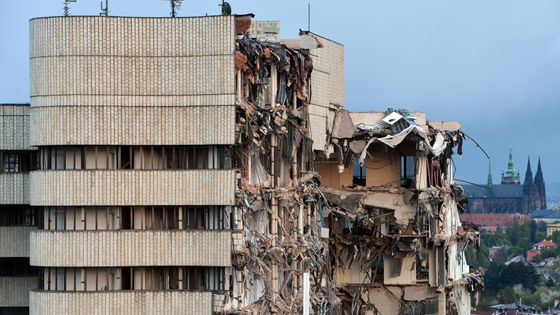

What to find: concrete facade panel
left=30, top=16, right=234, bottom=58
left=30, top=55, right=234, bottom=97
left=0, top=173, right=30, bottom=204
left=308, top=37, right=344, bottom=150
left=30, top=170, right=236, bottom=206
left=29, top=16, right=236, bottom=146
left=29, top=290, right=212, bottom=315
left=0, top=277, right=37, bottom=307
left=30, top=230, right=231, bottom=267
left=0, top=226, right=35, bottom=257
left=0, top=105, right=30, bottom=150
left=30, top=105, right=236, bottom=146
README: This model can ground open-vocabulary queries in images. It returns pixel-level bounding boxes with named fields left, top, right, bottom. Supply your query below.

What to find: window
left=0, top=206, right=36, bottom=226
left=39, top=146, right=232, bottom=170
left=352, top=156, right=366, bottom=186
left=41, top=267, right=227, bottom=292
left=400, top=156, right=415, bottom=187
left=2, top=153, right=21, bottom=172
left=41, top=206, right=230, bottom=231
left=0, top=258, right=37, bottom=276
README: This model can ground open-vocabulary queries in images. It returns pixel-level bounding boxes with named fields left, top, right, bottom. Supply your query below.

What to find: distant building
left=534, top=240, right=556, bottom=250
left=490, top=303, right=537, bottom=314
left=526, top=249, right=541, bottom=262
left=530, top=209, right=560, bottom=223
left=463, top=151, right=546, bottom=214
left=526, top=240, right=557, bottom=262
left=460, top=213, right=528, bottom=233
left=547, top=223, right=560, bottom=236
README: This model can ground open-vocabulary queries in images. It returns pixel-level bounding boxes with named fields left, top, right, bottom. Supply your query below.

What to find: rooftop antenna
left=307, top=3, right=311, bottom=31
left=100, top=0, right=109, bottom=16
left=219, top=1, right=232, bottom=15
left=64, top=0, right=77, bottom=17
left=165, top=0, right=184, bottom=18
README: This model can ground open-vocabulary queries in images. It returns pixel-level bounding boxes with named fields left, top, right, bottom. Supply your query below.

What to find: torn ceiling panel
left=331, top=109, right=355, bottom=139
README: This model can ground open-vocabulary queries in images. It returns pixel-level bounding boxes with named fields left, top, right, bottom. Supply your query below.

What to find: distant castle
left=463, top=150, right=546, bottom=214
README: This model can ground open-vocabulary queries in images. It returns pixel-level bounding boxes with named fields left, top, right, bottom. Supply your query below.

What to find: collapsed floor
left=218, top=31, right=483, bottom=315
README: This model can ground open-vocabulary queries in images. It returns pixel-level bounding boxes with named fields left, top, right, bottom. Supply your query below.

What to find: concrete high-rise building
left=0, top=104, right=37, bottom=315
left=0, top=11, right=479, bottom=315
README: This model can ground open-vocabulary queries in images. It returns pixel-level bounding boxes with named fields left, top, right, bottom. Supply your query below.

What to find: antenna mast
left=219, top=1, right=232, bottom=15
left=308, top=3, right=311, bottom=31
left=64, top=0, right=77, bottom=17
left=100, top=0, right=109, bottom=16
left=168, top=0, right=184, bottom=17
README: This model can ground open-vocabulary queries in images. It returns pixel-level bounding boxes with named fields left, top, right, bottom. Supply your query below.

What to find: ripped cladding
left=229, top=33, right=480, bottom=314
left=320, top=109, right=482, bottom=314
left=231, top=36, right=337, bottom=314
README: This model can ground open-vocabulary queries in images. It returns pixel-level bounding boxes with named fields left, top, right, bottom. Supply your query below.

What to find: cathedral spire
left=487, top=162, right=493, bottom=186
left=533, top=157, right=547, bottom=210
left=501, top=148, right=521, bottom=185
left=536, top=157, right=543, bottom=178
left=507, top=148, right=514, bottom=170
left=524, top=157, right=533, bottom=185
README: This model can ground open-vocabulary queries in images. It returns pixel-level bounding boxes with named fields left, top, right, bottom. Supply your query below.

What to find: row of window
left=0, top=151, right=35, bottom=173
left=41, top=267, right=226, bottom=292
left=38, top=146, right=232, bottom=170
left=0, top=206, right=36, bottom=226
left=40, top=206, right=231, bottom=231
left=0, top=258, right=37, bottom=277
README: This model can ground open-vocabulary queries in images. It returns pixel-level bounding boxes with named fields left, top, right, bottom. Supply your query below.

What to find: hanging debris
left=225, top=18, right=480, bottom=315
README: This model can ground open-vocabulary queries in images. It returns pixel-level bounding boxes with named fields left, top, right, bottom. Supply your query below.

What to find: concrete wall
left=30, top=230, right=231, bottom=267
left=0, top=277, right=37, bottom=307
left=0, top=105, right=30, bottom=150
left=0, top=226, right=35, bottom=257
left=30, top=290, right=212, bottom=315
left=315, top=161, right=353, bottom=189
left=31, top=105, right=235, bottom=145
left=0, top=173, right=29, bottom=204
left=308, top=35, right=344, bottom=151
left=30, top=170, right=236, bottom=206
left=29, top=16, right=236, bottom=146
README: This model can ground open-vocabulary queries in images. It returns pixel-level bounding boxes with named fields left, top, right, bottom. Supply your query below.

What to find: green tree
left=484, top=262, right=506, bottom=294
left=501, top=262, right=540, bottom=291
left=549, top=231, right=560, bottom=244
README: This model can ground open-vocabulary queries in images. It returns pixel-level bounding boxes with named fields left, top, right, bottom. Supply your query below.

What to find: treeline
left=465, top=220, right=560, bottom=311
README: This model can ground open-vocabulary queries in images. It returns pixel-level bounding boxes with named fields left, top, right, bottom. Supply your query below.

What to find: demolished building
left=316, top=110, right=483, bottom=314
left=0, top=11, right=480, bottom=315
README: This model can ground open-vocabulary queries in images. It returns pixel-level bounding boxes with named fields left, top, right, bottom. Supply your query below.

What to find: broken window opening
left=400, top=155, right=415, bottom=188
left=352, top=155, right=366, bottom=186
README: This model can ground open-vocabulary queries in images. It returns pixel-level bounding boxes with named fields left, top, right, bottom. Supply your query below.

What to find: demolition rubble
left=227, top=23, right=482, bottom=315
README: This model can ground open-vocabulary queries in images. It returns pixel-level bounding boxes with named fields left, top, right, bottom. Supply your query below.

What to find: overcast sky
left=1, top=0, right=559, bottom=184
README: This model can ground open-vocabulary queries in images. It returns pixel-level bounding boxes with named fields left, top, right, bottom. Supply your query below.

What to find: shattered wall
left=230, top=22, right=479, bottom=314
left=231, top=32, right=337, bottom=314
left=318, top=109, right=482, bottom=315
left=283, top=33, right=344, bottom=152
